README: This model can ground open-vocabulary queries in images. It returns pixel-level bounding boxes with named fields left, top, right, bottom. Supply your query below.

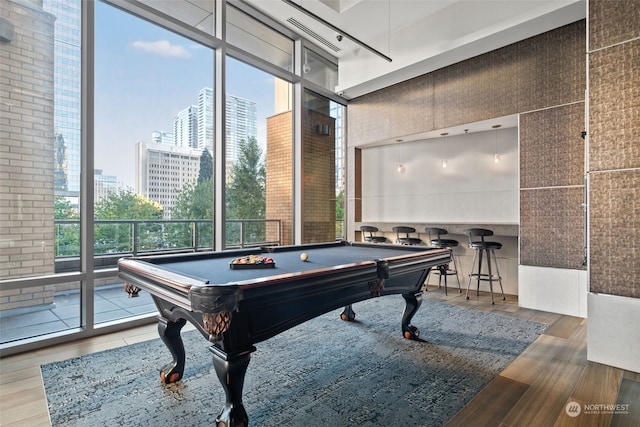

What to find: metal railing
left=54, top=219, right=281, bottom=272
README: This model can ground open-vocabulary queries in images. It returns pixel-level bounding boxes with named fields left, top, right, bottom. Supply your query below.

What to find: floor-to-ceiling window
left=92, top=1, right=215, bottom=323
left=224, top=5, right=293, bottom=247
left=0, top=0, right=344, bottom=355
left=0, top=0, right=84, bottom=344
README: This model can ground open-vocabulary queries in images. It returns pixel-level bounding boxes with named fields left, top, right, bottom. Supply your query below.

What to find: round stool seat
left=469, top=241, right=502, bottom=250
left=430, top=238, right=459, bottom=248
left=400, top=237, right=423, bottom=245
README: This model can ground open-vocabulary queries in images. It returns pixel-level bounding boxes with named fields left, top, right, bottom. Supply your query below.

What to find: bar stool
left=425, top=228, right=461, bottom=295
left=360, top=225, right=387, bottom=243
left=464, top=228, right=505, bottom=304
left=392, top=226, right=423, bottom=245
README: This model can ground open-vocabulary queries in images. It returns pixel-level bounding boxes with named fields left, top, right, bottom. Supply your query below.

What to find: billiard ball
left=300, top=252, right=308, bottom=261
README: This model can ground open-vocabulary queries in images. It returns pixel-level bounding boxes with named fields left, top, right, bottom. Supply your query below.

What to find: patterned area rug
left=42, top=296, right=547, bottom=427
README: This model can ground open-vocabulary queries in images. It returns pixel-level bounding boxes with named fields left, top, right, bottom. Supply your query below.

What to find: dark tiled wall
left=520, top=103, right=586, bottom=269
left=520, top=187, right=585, bottom=269
left=348, top=21, right=586, bottom=144
left=520, top=104, right=585, bottom=188
left=348, top=21, right=587, bottom=274
left=588, top=0, right=640, bottom=299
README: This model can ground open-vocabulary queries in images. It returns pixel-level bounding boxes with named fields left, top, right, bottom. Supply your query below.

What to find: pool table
left=118, top=241, right=451, bottom=427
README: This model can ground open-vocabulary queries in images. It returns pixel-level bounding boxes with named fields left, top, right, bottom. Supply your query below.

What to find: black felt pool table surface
left=146, top=244, right=434, bottom=285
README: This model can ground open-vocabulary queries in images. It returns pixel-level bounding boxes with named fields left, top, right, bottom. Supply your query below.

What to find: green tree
left=226, top=136, right=266, bottom=219
left=226, top=137, right=266, bottom=245
left=54, top=197, right=80, bottom=256
left=171, top=179, right=214, bottom=249
left=94, top=188, right=163, bottom=254
left=55, top=196, right=79, bottom=220
left=172, top=179, right=213, bottom=220
left=198, top=148, right=213, bottom=184
left=94, top=187, right=163, bottom=220
left=335, top=189, right=345, bottom=240
left=336, top=189, right=344, bottom=220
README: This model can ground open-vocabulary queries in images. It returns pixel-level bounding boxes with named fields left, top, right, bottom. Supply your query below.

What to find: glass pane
left=94, top=2, right=214, bottom=322
left=0, top=282, right=81, bottom=344
left=303, top=48, right=339, bottom=92
left=137, top=0, right=214, bottom=35
left=227, top=5, right=294, bottom=72
left=302, top=90, right=345, bottom=242
left=1, top=0, right=82, bottom=281
left=225, top=56, right=293, bottom=247
left=95, top=275, right=155, bottom=324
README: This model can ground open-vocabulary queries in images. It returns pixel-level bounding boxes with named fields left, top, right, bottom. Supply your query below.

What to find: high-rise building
left=136, top=142, right=202, bottom=219
left=174, top=105, right=199, bottom=149
left=43, top=0, right=82, bottom=198
left=225, top=94, right=258, bottom=170
left=53, top=133, right=68, bottom=192
left=152, top=131, right=175, bottom=146
left=197, top=87, right=214, bottom=151
left=94, top=169, right=118, bottom=202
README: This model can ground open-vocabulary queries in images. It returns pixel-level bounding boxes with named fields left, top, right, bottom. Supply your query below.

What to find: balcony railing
left=54, top=219, right=281, bottom=272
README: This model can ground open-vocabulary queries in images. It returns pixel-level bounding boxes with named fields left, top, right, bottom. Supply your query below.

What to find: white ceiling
left=137, top=0, right=586, bottom=99
left=242, top=0, right=586, bottom=99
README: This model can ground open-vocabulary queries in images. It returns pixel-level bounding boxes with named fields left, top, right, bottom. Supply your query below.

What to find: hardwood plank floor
left=1, top=287, right=638, bottom=427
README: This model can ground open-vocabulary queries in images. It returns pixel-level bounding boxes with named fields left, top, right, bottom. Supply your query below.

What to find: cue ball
left=300, top=252, right=308, bottom=261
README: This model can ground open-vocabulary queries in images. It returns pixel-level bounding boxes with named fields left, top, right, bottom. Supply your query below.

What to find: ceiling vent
left=286, top=17, right=341, bottom=52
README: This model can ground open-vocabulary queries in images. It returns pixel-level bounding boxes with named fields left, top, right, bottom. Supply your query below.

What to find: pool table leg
left=401, top=291, right=422, bottom=340
left=340, top=304, right=356, bottom=321
left=158, top=317, right=187, bottom=384
left=211, top=347, right=251, bottom=427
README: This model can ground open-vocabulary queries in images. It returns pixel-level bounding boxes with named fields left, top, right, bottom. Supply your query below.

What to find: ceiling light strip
left=281, top=0, right=392, bottom=62
left=287, top=18, right=341, bottom=52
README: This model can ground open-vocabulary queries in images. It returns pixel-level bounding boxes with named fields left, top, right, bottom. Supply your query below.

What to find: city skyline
left=93, top=1, right=276, bottom=189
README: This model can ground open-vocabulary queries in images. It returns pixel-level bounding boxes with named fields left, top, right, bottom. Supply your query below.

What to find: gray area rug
left=42, top=296, right=547, bottom=427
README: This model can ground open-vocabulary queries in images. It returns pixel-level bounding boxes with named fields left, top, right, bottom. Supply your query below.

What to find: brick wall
left=266, top=111, right=294, bottom=245
left=265, top=108, right=337, bottom=245
left=0, top=0, right=56, bottom=308
left=302, top=109, right=336, bottom=243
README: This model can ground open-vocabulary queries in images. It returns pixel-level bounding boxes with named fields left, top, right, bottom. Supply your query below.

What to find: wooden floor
left=1, top=286, right=638, bottom=427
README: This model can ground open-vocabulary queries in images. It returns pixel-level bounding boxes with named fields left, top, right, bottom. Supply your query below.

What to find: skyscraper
left=225, top=94, right=258, bottom=168
left=174, top=105, right=199, bottom=149
left=197, top=87, right=213, bottom=151
left=152, top=131, right=175, bottom=146
left=43, top=0, right=81, bottom=197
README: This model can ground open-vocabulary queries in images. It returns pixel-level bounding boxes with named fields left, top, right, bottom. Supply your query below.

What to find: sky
left=93, top=2, right=277, bottom=188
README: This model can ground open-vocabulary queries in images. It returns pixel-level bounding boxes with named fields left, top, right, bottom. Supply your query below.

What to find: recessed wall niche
left=361, top=126, right=518, bottom=224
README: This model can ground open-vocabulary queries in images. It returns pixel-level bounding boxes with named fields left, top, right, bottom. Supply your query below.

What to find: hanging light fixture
left=440, top=132, right=449, bottom=168
left=492, top=124, right=501, bottom=163
left=396, top=139, right=405, bottom=173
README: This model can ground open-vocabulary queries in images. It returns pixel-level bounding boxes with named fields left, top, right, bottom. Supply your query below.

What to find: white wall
left=361, top=127, right=518, bottom=224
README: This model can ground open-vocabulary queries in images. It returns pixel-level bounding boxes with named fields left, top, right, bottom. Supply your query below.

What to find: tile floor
left=0, top=284, right=156, bottom=344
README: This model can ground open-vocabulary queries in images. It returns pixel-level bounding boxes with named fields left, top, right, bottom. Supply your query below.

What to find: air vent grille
left=286, top=17, right=341, bottom=52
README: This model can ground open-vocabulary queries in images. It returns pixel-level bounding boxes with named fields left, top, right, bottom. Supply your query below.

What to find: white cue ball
left=300, top=252, right=308, bottom=261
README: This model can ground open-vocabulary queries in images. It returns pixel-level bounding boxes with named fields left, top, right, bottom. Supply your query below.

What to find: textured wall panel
left=520, top=188, right=585, bottom=269
left=589, top=0, right=640, bottom=50
left=348, top=21, right=585, bottom=147
left=589, top=170, right=640, bottom=298
left=589, top=39, right=640, bottom=171
left=520, top=103, right=586, bottom=189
